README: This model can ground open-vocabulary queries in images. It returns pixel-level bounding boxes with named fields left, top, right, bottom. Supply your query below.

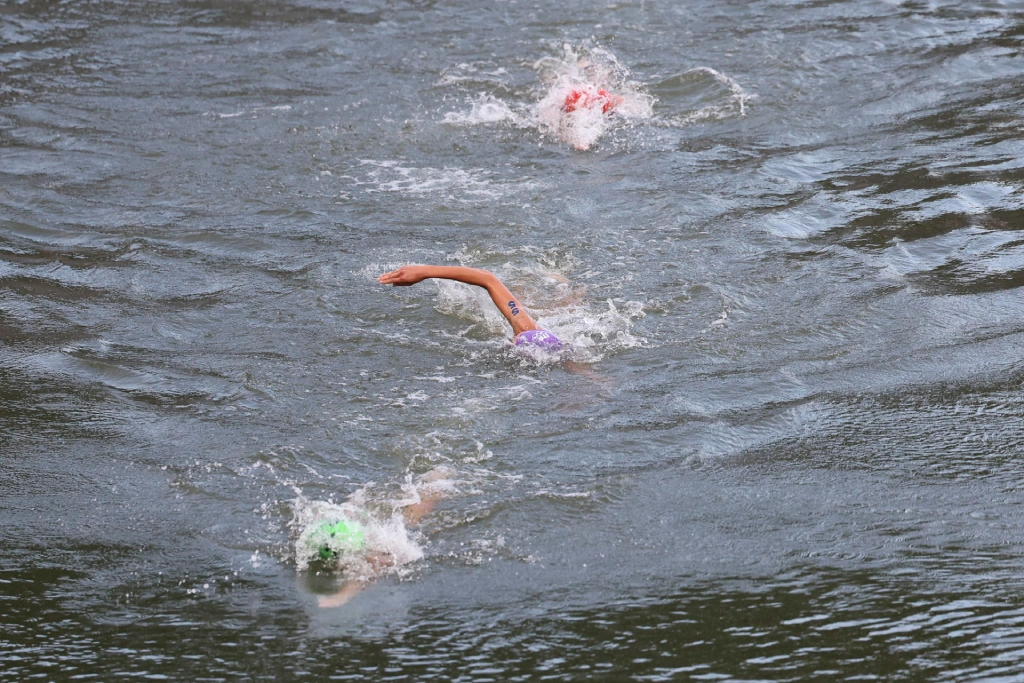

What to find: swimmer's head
left=515, top=329, right=564, bottom=352
left=563, top=87, right=621, bottom=114
left=313, top=518, right=366, bottom=561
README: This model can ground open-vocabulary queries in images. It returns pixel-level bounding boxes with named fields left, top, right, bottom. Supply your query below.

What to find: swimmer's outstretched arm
left=379, top=265, right=538, bottom=336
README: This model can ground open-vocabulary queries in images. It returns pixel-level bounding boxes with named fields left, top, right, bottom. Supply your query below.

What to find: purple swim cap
left=515, top=329, right=564, bottom=351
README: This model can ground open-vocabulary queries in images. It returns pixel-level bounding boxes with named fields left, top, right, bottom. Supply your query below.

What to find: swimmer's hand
left=378, top=266, right=432, bottom=287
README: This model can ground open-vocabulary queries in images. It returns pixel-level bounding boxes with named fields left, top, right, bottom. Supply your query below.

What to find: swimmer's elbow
left=474, top=269, right=499, bottom=285
left=444, top=266, right=498, bottom=290
left=476, top=271, right=503, bottom=292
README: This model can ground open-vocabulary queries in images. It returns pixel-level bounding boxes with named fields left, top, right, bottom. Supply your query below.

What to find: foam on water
left=344, top=159, right=542, bottom=204
left=533, top=297, right=645, bottom=363
left=356, top=159, right=499, bottom=198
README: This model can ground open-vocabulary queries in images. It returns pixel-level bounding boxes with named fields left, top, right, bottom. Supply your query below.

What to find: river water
left=4, top=0, right=1024, bottom=680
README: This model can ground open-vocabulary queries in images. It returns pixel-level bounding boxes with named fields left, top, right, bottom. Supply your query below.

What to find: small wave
left=357, top=159, right=495, bottom=197
left=348, top=159, right=542, bottom=202
left=436, top=63, right=514, bottom=89
left=652, top=67, right=755, bottom=126
left=204, top=104, right=292, bottom=119
left=442, top=94, right=521, bottom=126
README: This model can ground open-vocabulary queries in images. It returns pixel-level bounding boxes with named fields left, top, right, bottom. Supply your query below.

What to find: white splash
left=292, top=496, right=422, bottom=575
left=439, top=47, right=754, bottom=149
left=441, top=45, right=655, bottom=151
left=533, top=45, right=655, bottom=150
left=291, top=465, right=468, bottom=576
left=434, top=279, right=512, bottom=336
left=442, top=95, right=520, bottom=125
left=534, top=297, right=646, bottom=363
left=426, top=258, right=645, bottom=363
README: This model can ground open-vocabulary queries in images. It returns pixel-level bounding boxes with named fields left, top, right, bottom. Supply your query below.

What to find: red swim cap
left=563, top=88, right=620, bottom=114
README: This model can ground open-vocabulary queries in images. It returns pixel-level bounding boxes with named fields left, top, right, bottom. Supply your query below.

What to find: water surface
left=4, top=0, right=1024, bottom=679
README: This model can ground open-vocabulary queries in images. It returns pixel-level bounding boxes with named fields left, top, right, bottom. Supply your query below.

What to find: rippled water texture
left=4, top=0, right=1024, bottom=679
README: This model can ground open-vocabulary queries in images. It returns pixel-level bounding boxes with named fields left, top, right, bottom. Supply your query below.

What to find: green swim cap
left=315, top=519, right=366, bottom=561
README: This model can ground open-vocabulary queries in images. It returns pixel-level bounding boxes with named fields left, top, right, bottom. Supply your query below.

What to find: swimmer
left=310, top=479, right=441, bottom=608
left=378, top=265, right=565, bottom=352
left=563, top=86, right=623, bottom=114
